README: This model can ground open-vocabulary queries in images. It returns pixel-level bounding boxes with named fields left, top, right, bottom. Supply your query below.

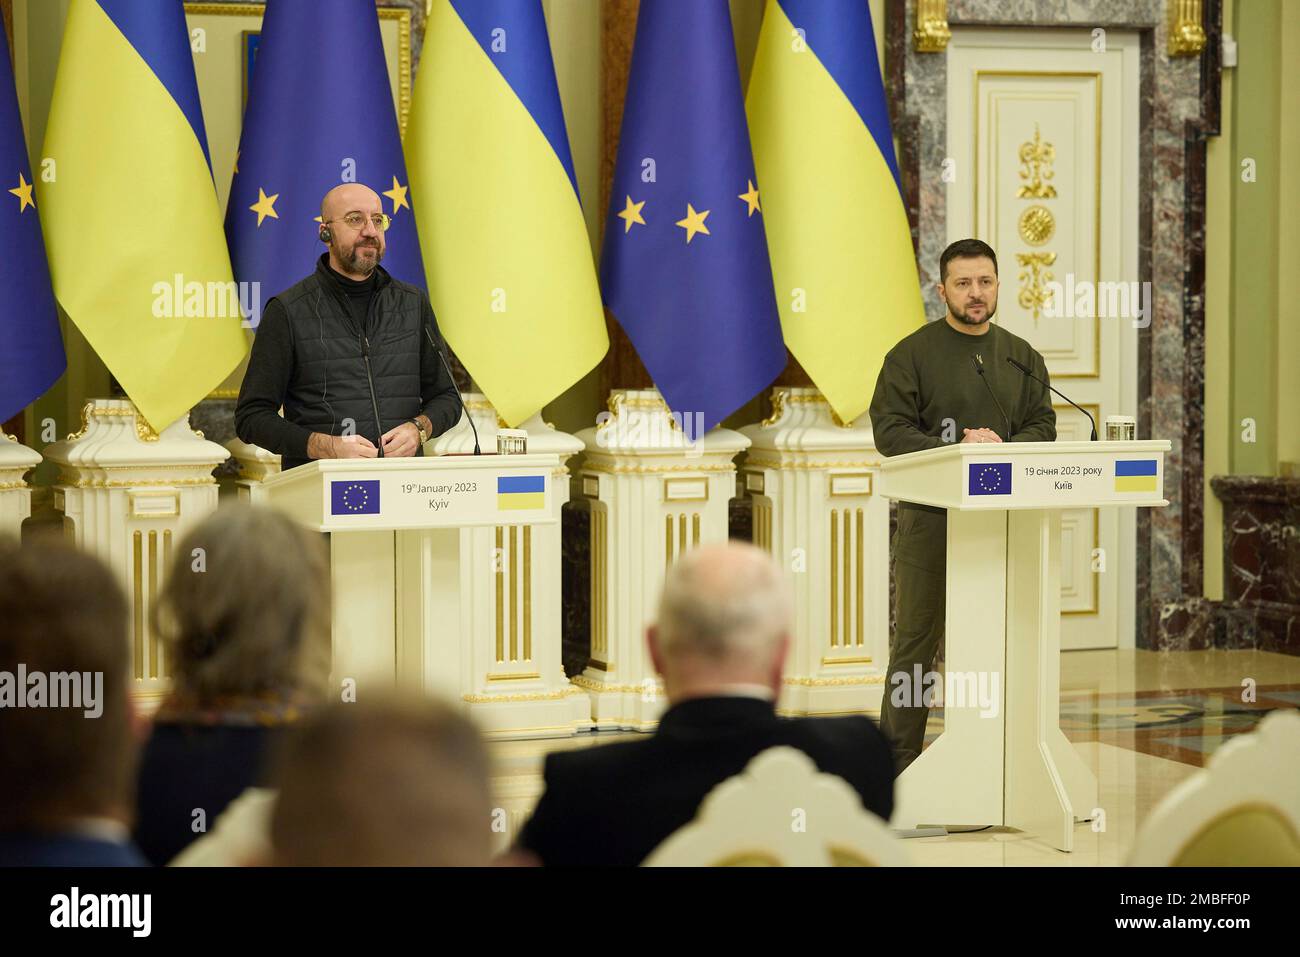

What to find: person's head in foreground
left=0, top=537, right=138, bottom=857
left=647, top=542, right=793, bottom=704
left=269, top=697, right=492, bottom=866
left=152, top=504, right=331, bottom=716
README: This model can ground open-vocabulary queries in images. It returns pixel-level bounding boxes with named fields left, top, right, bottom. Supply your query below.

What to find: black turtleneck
left=322, top=262, right=377, bottom=333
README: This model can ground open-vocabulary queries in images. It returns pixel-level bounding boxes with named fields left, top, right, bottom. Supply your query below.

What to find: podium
left=879, top=440, right=1170, bottom=851
left=251, top=454, right=583, bottom=734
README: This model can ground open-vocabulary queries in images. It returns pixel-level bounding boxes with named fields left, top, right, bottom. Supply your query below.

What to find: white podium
left=252, top=454, right=587, bottom=736
left=879, top=440, right=1170, bottom=851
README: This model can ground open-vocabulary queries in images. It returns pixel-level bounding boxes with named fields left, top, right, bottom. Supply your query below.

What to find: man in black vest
left=517, top=543, right=894, bottom=866
left=235, top=183, right=460, bottom=470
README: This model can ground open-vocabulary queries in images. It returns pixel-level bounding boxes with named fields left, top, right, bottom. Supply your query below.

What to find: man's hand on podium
left=308, top=433, right=378, bottom=459
left=961, top=427, right=1003, bottom=444
left=380, top=421, right=423, bottom=458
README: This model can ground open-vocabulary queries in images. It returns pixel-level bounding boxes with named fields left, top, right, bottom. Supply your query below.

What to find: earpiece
left=319, top=225, right=332, bottom=243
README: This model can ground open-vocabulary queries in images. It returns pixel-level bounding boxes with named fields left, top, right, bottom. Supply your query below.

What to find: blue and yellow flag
left=602, top=0, right=786, bottom=433
left=406, top=0, right=608, bottom=426
left=747, top=0, right=925, bottom=424
left=37, top=0, right=245, bottom=432
left=227, top=0, right=425, bottom=305
left=0, top=26, right=63, bottom=424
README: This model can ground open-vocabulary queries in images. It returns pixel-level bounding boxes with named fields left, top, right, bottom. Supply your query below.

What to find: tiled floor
left=487, top=649, right=1300, bottom=864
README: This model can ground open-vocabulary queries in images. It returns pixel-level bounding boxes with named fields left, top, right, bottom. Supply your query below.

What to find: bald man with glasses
left=236, top=183, right=461, bottom=470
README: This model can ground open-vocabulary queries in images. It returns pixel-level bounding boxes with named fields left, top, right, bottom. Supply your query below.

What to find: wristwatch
left=410, top=418, right=428, bottom=444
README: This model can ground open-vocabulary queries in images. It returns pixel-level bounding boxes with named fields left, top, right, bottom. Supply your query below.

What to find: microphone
left=1006, top=356, right=1097, bottom=441
left=423, top=321, right=481, bottom=455
left=359, top=333, right=385, bottom=458
left=970, top=353, right=1011, bottom=439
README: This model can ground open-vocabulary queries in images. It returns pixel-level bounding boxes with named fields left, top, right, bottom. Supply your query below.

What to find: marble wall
left=887, top=0, right=1221, bottom=648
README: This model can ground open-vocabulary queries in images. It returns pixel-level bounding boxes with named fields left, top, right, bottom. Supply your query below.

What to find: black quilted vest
left=277, top=258, right=427, bottom=464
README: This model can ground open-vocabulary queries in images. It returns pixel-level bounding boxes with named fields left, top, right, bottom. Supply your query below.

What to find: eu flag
left=969, top=462, right=1012, bottom=496
left=331, top=479, right=380, bottom=515
left=0, top=26, right=63, bottom=422
left=226, top=0, right=425, bottom=323
left=601, top=0, right=786, bottom=433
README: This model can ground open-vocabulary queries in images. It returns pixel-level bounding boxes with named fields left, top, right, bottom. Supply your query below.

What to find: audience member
left=270, top=697, right=493, bottom=866
left=132, top=505, right=330, bottom=865
left=518, top=542, right=895, bottom=866
left=0, top=537, right=144, bottom=866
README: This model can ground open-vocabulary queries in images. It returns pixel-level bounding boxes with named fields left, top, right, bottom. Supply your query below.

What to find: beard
left=344, top=240, right=384, bottom=275
left=951, top=297, right=997, bottom=325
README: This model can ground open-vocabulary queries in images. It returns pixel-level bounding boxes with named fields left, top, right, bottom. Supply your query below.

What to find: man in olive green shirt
left=868, top=239, right=1056, bottom=774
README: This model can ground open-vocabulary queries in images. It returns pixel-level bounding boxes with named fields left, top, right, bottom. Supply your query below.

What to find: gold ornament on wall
left=913, top=0, right=951, bottom=53
left=1168, top=0, right=1208, bottom=57
left=1017, top=252, right=1057, bottom=323
left=1016, top=124, right=1057, bottom=199
left=1018, top=205, right=1056, bottom=246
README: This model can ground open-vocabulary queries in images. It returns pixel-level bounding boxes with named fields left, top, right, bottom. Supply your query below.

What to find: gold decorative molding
left=598, top=390, right=684, bottom=433
left=61, top=478, right=217, bottom=489
left=972, top=72, right=1102, bottom=379
left=1018, top=205, right=1056, bottom=246
left=761, top=388, right=852, bottom=428
left=581, top=460, right=734, bottom=475
left=1016, top=252, right=1057, bottom=323
left=1016, top=124, right=1057, bottom=199
left=569, top=674, right=663, bottom=696
left=1168, top=0, right=1207, bottom=57
left=462, top=686, right=585, bottom=704
left=913, top=0, right=950, bottom=53
left=65, top=401, right=95, bottom=442
left=782, top=674, right=885, bottom=688
left=744, top=455, right=880, bottom=472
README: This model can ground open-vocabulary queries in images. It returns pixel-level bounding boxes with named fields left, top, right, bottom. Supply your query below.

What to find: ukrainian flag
left=746, top=0, right=926, bottom=424
left=1115, top=459, right=1158, bottom=493
left=405, top=0, right=608, bottom=427
left=498, top=475, right=546, bottom=511
left=37, top=1, right=246, bottom=432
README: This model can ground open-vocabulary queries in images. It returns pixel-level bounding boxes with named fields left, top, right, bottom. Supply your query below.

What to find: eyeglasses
left=325, top=211, right=391, bottom=232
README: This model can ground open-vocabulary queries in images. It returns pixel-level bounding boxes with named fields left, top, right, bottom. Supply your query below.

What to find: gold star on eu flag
left=9, top=172, right=35, bottom=213
left=383, top=175, right=409, bottom=215
left=676, top=204, right=710, bottom=244
left=249, top=187, right=279, bottom=227
left=617, top=195, right=646, bottom=233
left=738, top=180, right=760, bottom=217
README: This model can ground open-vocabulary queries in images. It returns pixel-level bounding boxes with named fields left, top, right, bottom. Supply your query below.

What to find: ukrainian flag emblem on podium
left=497, top=476, right=545, bottom=511
left=1114, top=459, right=1158, bottom=492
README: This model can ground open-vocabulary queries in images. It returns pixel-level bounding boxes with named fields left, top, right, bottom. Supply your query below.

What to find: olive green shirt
left=868, top=319, right=1057, bottom=456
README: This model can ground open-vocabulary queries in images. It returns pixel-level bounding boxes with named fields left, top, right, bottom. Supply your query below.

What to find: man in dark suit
left=517, top=543, right=894, bottom=866
left=0, top=538, right=146, bottom=867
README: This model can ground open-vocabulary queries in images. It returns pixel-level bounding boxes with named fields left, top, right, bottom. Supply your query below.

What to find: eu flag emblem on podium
left=331, top=480, right=380, bottom=515
left=969, top=463, right=1012, bottom=496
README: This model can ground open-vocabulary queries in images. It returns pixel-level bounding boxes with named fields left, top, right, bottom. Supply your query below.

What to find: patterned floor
left=922, top=685, right=1300, bottom=766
